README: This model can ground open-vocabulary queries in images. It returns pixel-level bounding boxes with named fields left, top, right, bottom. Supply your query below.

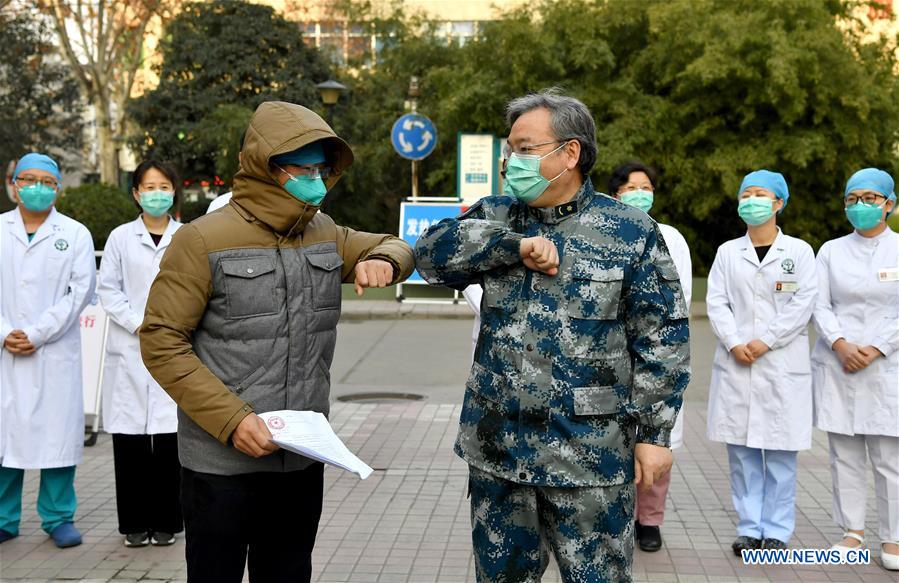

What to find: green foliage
left=328, top=0, right=898, bottom=272
left=128, top=0, right=331, bottom=185
left=192, top=104, right=254, bottom=184
left=56, top=183, right=137, bottom=250
left=321, top=0, right=462, bottom=233
left=888, top=212, right=899, bottom=233
left=179, top=198, right=211, bottom=223
left=0, top=9, right=83, bottom=212
left=129, top=0, right=898, bottom=272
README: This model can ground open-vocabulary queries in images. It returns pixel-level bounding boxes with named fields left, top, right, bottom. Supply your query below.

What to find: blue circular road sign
left=391, top=114, right=438, bottom=161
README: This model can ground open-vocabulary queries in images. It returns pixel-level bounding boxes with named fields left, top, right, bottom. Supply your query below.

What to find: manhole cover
left=337, top=392, right=425, bottom=403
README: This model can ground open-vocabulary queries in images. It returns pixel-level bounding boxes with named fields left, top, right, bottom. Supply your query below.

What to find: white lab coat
left=206, top=192, right=232, bottom=214
left=97, top=217, right=181, bottom=435
left=0, top=208, right=96, bottom=469
left=462, top=285, right=482, bottom=362
left=811, top=228, right=899, bottom=437
left=462, top=221, right=693, bottom=448
left=658, top=223, right=692, bottom=449
left=706, top=229, right=817, bottom=451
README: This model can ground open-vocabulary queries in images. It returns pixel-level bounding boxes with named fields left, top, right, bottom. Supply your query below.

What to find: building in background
left=263, top=0, right=527, bottom=65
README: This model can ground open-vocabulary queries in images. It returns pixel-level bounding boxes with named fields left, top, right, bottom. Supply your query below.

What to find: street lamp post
left=315, top=79, right=347, bottom=127
left=408, top=77, right=419, bottom=198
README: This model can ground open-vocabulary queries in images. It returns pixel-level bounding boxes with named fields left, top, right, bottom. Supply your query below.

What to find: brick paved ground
left=1, top=402, right=896, bottom=582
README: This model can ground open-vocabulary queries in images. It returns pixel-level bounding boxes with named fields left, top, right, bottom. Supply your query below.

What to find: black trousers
left=181, top=463, right=324, bottom=583
left=111, top=432, right=183, bottom=535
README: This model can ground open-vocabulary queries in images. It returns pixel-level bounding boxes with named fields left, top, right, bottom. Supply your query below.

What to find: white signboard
left=458, top=133, right=498, bottom=205
left=80, top=292, right=108, bottom=439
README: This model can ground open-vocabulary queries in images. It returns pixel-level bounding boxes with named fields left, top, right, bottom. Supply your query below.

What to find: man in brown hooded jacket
left=139, top=101, right=414, bottom=582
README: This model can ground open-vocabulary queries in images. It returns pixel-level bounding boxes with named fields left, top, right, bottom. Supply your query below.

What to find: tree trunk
left=95, top=100, right=119, bottom=185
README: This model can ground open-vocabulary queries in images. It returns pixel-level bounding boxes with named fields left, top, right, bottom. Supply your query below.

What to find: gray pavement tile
left=2, top=403, right=897, bottom=583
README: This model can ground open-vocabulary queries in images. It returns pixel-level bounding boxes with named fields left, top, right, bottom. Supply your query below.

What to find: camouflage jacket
left=414, top=180, right=690, bottom=487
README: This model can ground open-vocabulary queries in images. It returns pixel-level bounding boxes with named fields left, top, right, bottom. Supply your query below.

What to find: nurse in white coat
left=706, top=170, right=816, bottom=555
left=97, top=160, right=183, bottom=548
left=812, top=168, right=899, bottom=570
left=0, top=153, right=95, bottom=548
left=609, top=162, right=692, bottom=553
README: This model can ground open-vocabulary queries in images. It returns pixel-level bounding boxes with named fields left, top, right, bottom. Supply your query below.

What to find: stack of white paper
left=258, top=410, right=373, bottom=479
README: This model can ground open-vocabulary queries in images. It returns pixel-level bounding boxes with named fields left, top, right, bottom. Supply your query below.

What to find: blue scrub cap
left=738, top=169, right=789, bottom=213
left=845, top=167, right=896, bottom=218
left=271, top=141, right=326, bottom=167
left=844, top=168, right=895, bottom=200
left=13, top=153, right=62, bottom=184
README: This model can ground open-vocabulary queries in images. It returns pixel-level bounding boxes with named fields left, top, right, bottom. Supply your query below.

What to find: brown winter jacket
left=139, top=101, right=414, bottom=474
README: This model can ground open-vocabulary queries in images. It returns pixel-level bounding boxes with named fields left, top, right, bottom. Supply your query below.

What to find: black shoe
left=124, top=531, right=150, bottom=547
left=150, top=532, right=175, bottom=546
left=637, top=523, right=663, bottom=552
left=762, top=538, right=787, bottom=550
left=732, top=536, right=762, bottom=556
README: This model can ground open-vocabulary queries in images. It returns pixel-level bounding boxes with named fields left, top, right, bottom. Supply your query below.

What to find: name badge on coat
left=775, top=281, right=799, bottom=293
left=878, top=268, right=899, bottom=282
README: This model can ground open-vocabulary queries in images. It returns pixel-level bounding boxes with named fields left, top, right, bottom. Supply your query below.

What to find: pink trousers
left=635, top=470, right=672, bottom=526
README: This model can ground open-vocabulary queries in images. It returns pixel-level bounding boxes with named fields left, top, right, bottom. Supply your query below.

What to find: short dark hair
left=608, top=161, right=658, bottom=196
left=131, top=159, right=182, bottom=209
left=506, top=88, right=597, bottom=176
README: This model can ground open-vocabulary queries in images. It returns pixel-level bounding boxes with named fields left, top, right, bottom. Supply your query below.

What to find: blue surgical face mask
left=620, top=190, right=654, bottom=214
left=845, top=201, right=886, bottom=231
left=139, top=190, right=175, bottom=217
left=17, top=183, right=57, bottom=212
left=279, top=166, right=328, bottom=206
left=502, top=142, right=569, bottom=204
left=738, top=196, right=775, bottom=226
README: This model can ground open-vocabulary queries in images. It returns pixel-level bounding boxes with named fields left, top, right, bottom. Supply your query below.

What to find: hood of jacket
left=231, top=101, right=354, bottom=234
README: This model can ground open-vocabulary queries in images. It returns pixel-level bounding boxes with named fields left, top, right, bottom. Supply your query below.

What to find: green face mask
left=139, top=190, right=174, bottom=217
left=17, top=183, right=57, bottom=212
left=738, top=196, right=775, bottom=226
left=620, top=190, right=654, bottom=214
left=502, top=142, right=568, bottom=204
left=845, top=201, right=886, bottom=231
left=280, top=167, right=328, bottom=206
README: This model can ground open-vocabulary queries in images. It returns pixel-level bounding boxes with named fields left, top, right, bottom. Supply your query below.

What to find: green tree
left=613, top=0, right=899, bottom=271
left=38, top=0, right=173, bottom=185
left=56, top=183, right=137, bottom=250
left=0, top=8, right=83, bottom=211
left=129, top=0, right=331, bottom=186
left=321, top=0, right=461, bottom=233
left=331, top=0, right=898, bottom=272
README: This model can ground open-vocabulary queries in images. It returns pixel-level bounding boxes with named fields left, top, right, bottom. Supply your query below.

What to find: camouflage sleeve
left=624, top=223, right=691, bottom=447
left=413, top=199, right=524, bottom=290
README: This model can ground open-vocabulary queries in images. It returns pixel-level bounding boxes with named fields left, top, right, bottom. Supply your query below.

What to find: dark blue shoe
left=49, top=523, right=82, bottom=548
left=0, top=529, right=17, bottom=543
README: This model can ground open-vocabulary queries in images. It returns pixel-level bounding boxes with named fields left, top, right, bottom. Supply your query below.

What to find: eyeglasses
left=278, top=164, right=332, bottom=181
left=619, top=185, right=654, bottom=193
left=501, top=140, right=567, bottom=160
left=845, top=193, right=887, bottom=206
left=15, top=175, right=58, bottom=189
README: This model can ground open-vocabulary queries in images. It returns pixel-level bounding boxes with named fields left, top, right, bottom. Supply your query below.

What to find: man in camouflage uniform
left=414, top=90, right=690, bottom=582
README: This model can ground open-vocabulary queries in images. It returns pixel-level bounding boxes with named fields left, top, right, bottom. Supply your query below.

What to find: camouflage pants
left=468, top=465, right=635, bottom=583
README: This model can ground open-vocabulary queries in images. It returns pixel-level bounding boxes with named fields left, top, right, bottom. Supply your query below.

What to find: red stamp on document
left=267, top=416, right=285, bottom=430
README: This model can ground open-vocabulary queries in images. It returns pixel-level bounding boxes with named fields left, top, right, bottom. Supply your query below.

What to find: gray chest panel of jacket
left=178, top=240, right=343, bottom=475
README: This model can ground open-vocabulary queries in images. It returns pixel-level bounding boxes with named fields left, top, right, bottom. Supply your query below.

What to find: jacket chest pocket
left=483, top=269, right=525, bottom=313
left=772, top=275, right=799, bottom=311
left=221, top=257, right=278, bottom=319
left=45, top=251, right=69, bottom=282
left=567, top=260, right=623, bottom=321
left=305, top=253, right=344, bottom=311
left=561, top=260, right=624, bottom=358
